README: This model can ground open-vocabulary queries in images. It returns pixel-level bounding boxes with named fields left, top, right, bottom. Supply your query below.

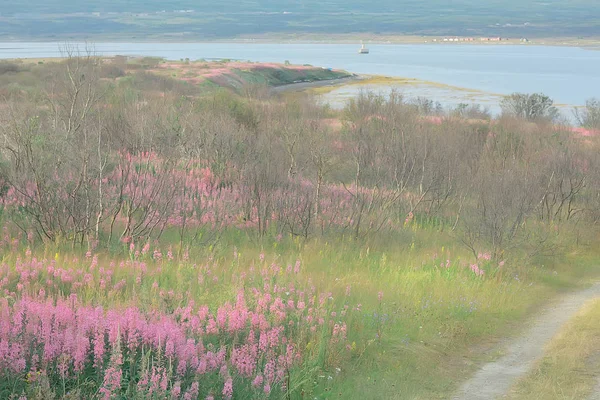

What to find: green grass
left=15, top=221, right=599, bottom=399
left=230, top=67, right=351, bottom=87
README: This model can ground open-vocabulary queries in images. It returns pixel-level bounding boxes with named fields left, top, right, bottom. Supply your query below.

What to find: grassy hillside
left=0, top=57, right=352, bottom=95
left=1, top=0, right=599, bottom=39
left=150, top=60, right=353, bottom=90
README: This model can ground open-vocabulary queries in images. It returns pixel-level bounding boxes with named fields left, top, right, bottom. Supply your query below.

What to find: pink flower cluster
left=469, top=263, right=485, bottom=277
left=0, top=151, right=411, bottom=244
left=0, top=249, right=355, bottom=398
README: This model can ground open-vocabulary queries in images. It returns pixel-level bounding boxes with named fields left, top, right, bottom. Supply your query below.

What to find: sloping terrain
left=147, top=60, right=352, bottom=90
left=1, top=0, right=599, bottom=39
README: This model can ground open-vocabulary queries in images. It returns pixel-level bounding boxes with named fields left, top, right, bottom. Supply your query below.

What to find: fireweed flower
left=222, top=377, right=233, bottom=399
left=470, top=264, right=485, bottom=276
left=0, top=245, right=357, bottom=399
left=252, top=374, right=264, bottom=387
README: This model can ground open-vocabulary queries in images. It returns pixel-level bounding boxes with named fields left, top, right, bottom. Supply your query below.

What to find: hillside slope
left=1, top=0, right=599, bottom=39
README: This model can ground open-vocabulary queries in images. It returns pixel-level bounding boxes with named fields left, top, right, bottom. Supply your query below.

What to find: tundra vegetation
left=0, top=55, right=599, bottom=399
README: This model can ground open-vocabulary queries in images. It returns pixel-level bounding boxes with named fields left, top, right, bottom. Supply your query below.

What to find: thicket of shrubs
left=0, top=56, right=599, bottom=259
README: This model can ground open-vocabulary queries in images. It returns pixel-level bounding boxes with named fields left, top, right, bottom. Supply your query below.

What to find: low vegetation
left=0, top=55, right=599, bottom=399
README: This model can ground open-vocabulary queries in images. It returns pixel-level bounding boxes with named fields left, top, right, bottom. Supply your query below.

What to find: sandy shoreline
left=1, top=36, right=599, bottom=49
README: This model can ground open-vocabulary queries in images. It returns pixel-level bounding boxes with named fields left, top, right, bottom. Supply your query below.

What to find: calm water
left=1, top=42, right=599, bottom=106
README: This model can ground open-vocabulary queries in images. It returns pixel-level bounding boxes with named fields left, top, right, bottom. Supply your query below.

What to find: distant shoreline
left=1, top=35, right=600, bottom=49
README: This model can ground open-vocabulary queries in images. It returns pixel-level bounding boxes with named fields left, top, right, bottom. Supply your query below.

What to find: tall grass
left=1, top=221, right=597, bottom=399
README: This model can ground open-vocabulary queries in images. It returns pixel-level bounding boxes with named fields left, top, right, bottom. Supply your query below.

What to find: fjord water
left=1, top=42, right=599, bottom=106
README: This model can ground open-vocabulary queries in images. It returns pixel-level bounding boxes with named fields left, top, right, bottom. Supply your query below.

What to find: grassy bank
left=145, top=59, right=352, bottom=91
left=1, top=56, right=352, bottom=93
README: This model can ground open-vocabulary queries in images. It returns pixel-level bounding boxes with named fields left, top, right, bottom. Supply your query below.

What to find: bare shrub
left=501, top=92, right=559, bottom=122
left=0, top=61, right=21, bottom=75
left=451, top=103, right=491, bottom=120
left=0, top=55, right=598, bottom=259
left=575, top=98, right=600, bottom=130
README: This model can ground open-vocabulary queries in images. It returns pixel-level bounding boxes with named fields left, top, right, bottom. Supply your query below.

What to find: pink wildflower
left=172, top=381, right=181, bottom=399
left=222, top=377, right=233, bottom=399
left=184, top=382, right=199, bottom=400
left=252, top=374, right=264, bottom=388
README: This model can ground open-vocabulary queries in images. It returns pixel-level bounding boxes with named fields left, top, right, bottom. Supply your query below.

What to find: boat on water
left=358, top=41, right=369, bottom=54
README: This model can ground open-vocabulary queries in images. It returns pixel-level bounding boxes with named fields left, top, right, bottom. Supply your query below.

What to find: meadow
left=0, top=56, right=599, bottom=399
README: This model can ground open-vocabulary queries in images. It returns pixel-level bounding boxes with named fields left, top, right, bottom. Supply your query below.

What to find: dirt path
left=451, top=283, right=600, bottom=400
left=588, top=379, right=600, bottom=400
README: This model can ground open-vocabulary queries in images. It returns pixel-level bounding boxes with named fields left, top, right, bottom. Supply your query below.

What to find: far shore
left=1, top=34, right=600, bottom=49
